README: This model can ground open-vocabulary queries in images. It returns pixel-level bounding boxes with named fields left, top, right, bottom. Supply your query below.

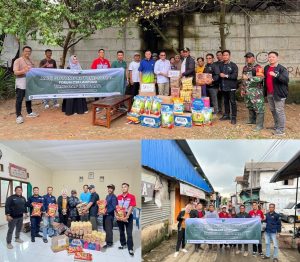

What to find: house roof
left=244, top=162, right=286, bottom=172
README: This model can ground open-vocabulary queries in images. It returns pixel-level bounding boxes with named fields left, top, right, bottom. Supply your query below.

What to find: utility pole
left=250, top=159, right=253, bottom=202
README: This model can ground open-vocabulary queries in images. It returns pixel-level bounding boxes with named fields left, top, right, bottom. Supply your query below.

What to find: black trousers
left=217, top=88, right=223, bottom=112
left=223, top=90, right=237, bottom=118
left=59, top=213, right=68, bottom=226
left=103, top=214, right=114, bottom=245
left=30, top=216, right=41, bottom=238
left=117, top=214, right=133, bottom=250
left=176, top=228, right=186, bottom=252
left=7, top=217, right=23, bottom=244
left=16, top=88, right=32, bottom=117
left=253, top=231, right=263, bottom=253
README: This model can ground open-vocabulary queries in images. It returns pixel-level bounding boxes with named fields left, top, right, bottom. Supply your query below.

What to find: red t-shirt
left=266, top=66, right=275, bottom=94
left=198, top=210, right=205, bottom=218
left=91, top=58, right=111, bottom=69
left=249, top=209, right=264, bottom=220
left=218, top=212, right=231, bottom=218
left=117, top=193, right=136, bottom=213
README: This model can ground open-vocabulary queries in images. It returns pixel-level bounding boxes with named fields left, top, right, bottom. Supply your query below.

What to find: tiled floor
left=0, top=224, right=141, bottom=262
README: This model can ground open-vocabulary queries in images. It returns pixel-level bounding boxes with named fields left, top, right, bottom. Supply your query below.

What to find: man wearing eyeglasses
left=204, top=53, right=220, bottom=114
left=154, top=51, right=171, bottom=95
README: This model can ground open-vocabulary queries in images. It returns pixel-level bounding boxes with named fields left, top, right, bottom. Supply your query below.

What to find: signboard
left=141, top=181, right=155, bottom=198
left=180, top=183, right=205, bottom=199
left=186, top=218, right=261, bottom=244
left=9, top=163, right=27, bottom=180
left=26, top=68, right=124, bottom=100
left=168, top=70, right=180, bottom=78
left=140, top=83, right=155, bottom=93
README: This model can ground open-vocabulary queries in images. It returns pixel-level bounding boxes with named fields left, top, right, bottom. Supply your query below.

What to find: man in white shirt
left=128, top=53, right=141, bottom=96
left=154, top=51, right=171, bottom=95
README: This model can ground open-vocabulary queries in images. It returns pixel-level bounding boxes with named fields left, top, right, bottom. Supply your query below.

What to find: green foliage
left=0, top=68, right=15, bottom=100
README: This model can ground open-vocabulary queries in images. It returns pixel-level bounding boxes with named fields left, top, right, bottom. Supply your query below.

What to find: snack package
left=31, top=202, right=43, bottom=217
left=151, top=97, right=162, bottom=116
left=76, top=203, right=87, bottom=216
left=68, top=246, right=83, bottom=255
left=192, top=98, right=205, bottom=111
left=203, top=97, right=210, bottom=108
left=54, top=223, right=68, bottom=235
left=130, top=96, right=145, bottom=115
left=161, top=111, right=174, bottom=129
left=171, top=87, right=180, bottom=97
left=48, top=203, right=58, bottom=217
left=127, top=112, right=140, bottom=124
left=196, top=73, right=212, bottom=85
left=116, top=205, right=126, bottom=220
left=180, top=90, right=192, bottom=102
left=202, top=108, right=213, bottom=125
left=51, top=235, right=69, bottom=252
left=70, top=239, right=83, bottom=248
left=173, top=97, right=184, bottom=115
left=97, top=200, right=107, bottom=215
left=181, top=77, right=193, bottom=90
left=144, top=96, right=153, bottom=115
left=74, top=252, right=93, bottom=261
left=192, top=109, right=204, bottom=126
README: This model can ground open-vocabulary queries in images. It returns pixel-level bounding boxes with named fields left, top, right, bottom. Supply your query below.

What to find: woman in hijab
left=62, top=55, right=88, bottom=116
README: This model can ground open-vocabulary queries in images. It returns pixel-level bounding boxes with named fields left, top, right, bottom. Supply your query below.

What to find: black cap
left=244, top=52, right=255, bottom=58
left=183, top=47, right=190, bottom=52
left=107, top=184, right=115, bottom=190
left=88, top=185, right=95, bottom=190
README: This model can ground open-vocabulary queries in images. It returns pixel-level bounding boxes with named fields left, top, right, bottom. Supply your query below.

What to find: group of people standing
left=175, top=201, right=281, bottom=262
left=5, top=183, right=137, bottom=256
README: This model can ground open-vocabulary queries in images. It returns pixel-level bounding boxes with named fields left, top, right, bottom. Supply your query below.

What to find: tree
left=0, top=0, right=129, bottom=68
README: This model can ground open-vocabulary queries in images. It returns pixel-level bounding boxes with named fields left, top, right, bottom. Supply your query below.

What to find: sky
left=188, top=140, right=300, bottom=197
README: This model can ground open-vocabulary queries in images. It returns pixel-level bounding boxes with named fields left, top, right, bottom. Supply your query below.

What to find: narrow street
left=143, top=223, right=300, bottom=262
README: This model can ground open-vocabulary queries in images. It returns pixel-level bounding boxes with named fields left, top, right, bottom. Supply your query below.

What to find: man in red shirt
left=90, top=49, right=111, bottom=69
left=219, top=205, right=231, bottom=249
left=249, top=202, right=265, bottom=256
left=116, top=183, right=136, bottom=256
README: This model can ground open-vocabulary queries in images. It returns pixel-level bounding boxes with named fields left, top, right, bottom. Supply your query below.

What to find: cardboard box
left=168, top=70, right=181, bottom=78
left=171, top=87, right=180, bottom=98
left=157, top=95, right=173, bottom=104
left=141, top=114, right=161, bottom=128
left=140, top=83, right=155, bottom=93
left=139, top=91, right=156, bottom=97
left=51, top=235, right=69, bottom=252
left=174, top=113, right=192, bottom=127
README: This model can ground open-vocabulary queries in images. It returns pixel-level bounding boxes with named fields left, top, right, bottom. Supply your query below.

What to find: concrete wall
left=52, top=167, right=141, bottom=207
left=0, top=143, right=52, bottom=226
left=260, top=171, right=299, bottom=212
left=162, top=12, right=300, bottom=79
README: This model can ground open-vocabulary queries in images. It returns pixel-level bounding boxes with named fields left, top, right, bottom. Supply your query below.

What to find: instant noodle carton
left=140, top=114, right=161, bottom=128
left=174, top=113, right=192, bottom=127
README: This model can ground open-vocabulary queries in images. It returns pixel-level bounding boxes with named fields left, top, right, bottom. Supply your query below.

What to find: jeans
left=42, top=216, right=55, bottom=239
left=223, top=90, right=237, bottom=118
left=16, top=88, right=32, bottom=117
left=6, top=217, right=23, bottom=244
left=207, top=88, right=218, bottom=113
left=30, top=216, right=41, bottom=238
left=265, top=232, right=278, bottom=258
left=158, top=82, right=170, bottom=96
left=117, top=214, right=134, bottom=250
left=176, top=228, right=186, bottom=252
left=103, top=214, right=114, bottom=245
left=267, top=95, right=286, bottom=132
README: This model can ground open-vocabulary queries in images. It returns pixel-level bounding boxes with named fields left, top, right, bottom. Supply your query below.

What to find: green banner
left=185, top=218, right=261, bottom=244
left=26, top=68, right=125, bottom=100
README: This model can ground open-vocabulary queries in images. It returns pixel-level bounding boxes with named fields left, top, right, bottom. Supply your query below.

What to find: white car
left=280, top=202, right=300, bottom=224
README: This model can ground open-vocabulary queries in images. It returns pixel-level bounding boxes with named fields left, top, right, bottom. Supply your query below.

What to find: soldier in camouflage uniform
left=240, top=52, right=265, bottom=131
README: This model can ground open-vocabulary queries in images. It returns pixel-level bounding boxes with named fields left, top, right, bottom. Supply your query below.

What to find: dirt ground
left=0, top=98, right=300, bottom=140
left=142, top=222, right=300, bottom=262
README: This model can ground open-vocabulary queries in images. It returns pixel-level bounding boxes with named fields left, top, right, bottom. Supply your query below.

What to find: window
left=0, top=178, right=28, bottom=207
left=283, top=179, right=294, bottom=186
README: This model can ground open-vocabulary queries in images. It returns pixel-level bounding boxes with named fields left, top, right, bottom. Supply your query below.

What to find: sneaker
left=53, top=103, right=60, bottom=108
left=219, top=115, right=230, bottom=121
left=174, top=252, right=179, bottom=258
left=273, top=130, right=286, bottom=136
left=261, top=255, right=270, bottom=259
left=44, top=104, right=50, bottom=109
left=16, top=116, right=24, bottom=124
left=244, top=251, right=249, bottom=257
left=118, top=245, right=126, bottom=250
left=129, top=250, right=134, bottom=256
left=252, top=252, right=257, bottom=256
left=15, top=238, right=24, bottom=243
left=259, top=252, right=264, bottom=257
left=26, top=112, right=39, bottom=118
left=182, top=248, right=188, bottom=253
left=7, top=243, right=13, bottom=249
left=31, top=237, right=35, bottom=242
left=231, top=118, right=237, bottom=125
left=235, top=250, right=241, bottom=255
left=43, top=238, right=48, bottom=243
left=84, top=111, right=89, bottom=114
left=273, top=258, right=278, bottom=262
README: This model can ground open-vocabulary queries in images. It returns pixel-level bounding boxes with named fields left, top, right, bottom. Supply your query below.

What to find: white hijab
left=68, top=55, right=82, bottom=70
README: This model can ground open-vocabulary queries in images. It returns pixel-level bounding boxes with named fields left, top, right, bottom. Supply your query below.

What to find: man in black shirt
left=84, top=185, right=100, bottom=231
left=5, top=186, right=28, bottom=249
left=216, top=51, right=224, bottom=113
left=219, top=50, right=239, bottom=124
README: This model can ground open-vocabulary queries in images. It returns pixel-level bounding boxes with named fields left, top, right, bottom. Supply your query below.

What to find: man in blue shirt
left=84, top=185, right=99, bottom=230
left=80, top=184, right=91, bottom=221
left=103, top=184, right=118, bottom=248
left=26, top=186, right=44, bottom=242
left=139, top=50, right=155, bottom=84
left=42, top=186, right=56, bottom=243
left=262, top=203, right=281, bottom=261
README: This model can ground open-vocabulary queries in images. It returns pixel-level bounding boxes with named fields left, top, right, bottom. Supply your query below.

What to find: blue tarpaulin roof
left=141, top=140, right=212, bottom=193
